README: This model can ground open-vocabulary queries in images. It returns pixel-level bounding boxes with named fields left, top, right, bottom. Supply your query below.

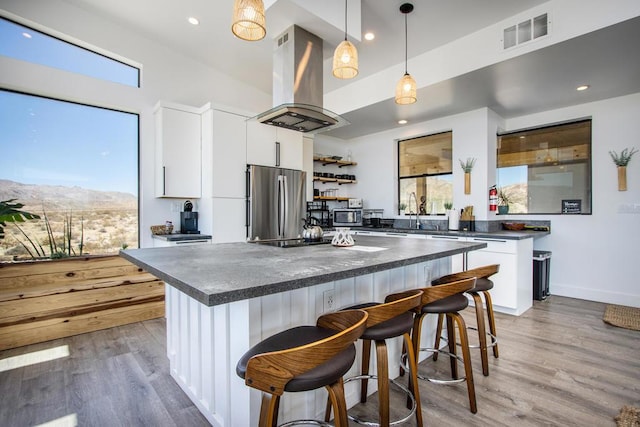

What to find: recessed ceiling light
left=22, top=32, right=32, bottom=39
left=364, top=32, right=375, bottom=41
left=576, top=85, right=590, bottom=91
left=188, top=17, right=200, bottom=25
left=398, top=119, right=407, bottom=125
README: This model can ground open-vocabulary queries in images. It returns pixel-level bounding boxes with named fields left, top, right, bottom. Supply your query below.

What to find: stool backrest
left=419, top=277, right=477, bottom=306
left=360, top=289, right=423, bottom=328
left=431, top=264, right=499, bottom=285
left=245, top=309, right=368, bottom=395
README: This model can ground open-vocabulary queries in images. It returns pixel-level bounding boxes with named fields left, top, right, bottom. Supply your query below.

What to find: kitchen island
left=121, top=236, right=486, bottom=426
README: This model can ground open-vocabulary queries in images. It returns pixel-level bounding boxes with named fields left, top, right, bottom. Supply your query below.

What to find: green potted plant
left=398, top=202, right=407, bottom=215
left=609, top=147, right=637, bottom=191
left=497, top=188, right=511, bottom=215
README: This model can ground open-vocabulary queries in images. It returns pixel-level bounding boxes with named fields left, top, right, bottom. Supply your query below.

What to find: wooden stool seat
left=409, top=277, right=478, bottom=414
left=332, top=289, right=424, bottom=427
left=420, top=293, right=468, bottom=314
left=432, top=264, right=500, bottom=377
left=236, top=309, right=368, bottom=427
left=236, top=326, right=357, bottom=393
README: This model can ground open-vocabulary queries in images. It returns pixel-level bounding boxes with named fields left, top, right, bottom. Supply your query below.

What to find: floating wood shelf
left=313, top=196, right=349, bottom=201
left=313, top=177, right=357, bottom=185
left=313, top=157, right=358, bottom=167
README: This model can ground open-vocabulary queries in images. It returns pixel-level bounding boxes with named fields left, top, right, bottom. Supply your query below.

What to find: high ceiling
left=63, top=0, right=640, bottom=139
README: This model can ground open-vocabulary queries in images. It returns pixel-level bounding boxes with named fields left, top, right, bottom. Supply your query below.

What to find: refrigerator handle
left=245, top=168, right=250, bottom=238
left=277, top=175, right=284, bottom=238
left=282, top=175, right=289, bottom=237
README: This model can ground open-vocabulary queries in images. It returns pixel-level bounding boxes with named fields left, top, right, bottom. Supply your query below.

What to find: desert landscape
left=0, top=179, right=138, bottom=262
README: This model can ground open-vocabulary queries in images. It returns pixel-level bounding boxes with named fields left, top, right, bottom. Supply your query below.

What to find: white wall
left=321, top=93, right=640, bottom=307
left=0, top=0, right=270, bottom=248
left=504, top=92, right=640, bottom=307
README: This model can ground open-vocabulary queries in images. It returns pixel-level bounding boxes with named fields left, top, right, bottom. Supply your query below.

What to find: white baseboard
left=551, top=283, right=640, bottom=308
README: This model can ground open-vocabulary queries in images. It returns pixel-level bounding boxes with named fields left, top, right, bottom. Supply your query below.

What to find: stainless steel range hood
left=256, top=25, right=349, bottom=133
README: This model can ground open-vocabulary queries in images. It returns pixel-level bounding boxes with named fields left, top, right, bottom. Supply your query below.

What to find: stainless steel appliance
left=333, top=208, right=363, bottom=227
left=180, top=200, right=199, bottom=234
left=246, top=165, right=307, bottom=241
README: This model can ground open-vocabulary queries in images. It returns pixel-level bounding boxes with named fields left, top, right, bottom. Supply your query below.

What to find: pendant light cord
left=344, top=0, right=348, bottom=41
left=404, top=13, right=408, bottom=74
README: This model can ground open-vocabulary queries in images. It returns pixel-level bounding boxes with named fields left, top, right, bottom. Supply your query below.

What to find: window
left=398, top=132, right=453, bottom=215
left=0, top=90, right=139, bottom=261
left=0, top=17, right=140, bottom=87
left=497, top=120, right=592, bottom=214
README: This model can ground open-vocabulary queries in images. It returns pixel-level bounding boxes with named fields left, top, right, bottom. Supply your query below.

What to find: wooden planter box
left=0, top=255, right=165, bottom=351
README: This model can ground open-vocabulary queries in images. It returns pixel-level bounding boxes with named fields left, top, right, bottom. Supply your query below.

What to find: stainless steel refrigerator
left=246, top=165, right=307, bottom=241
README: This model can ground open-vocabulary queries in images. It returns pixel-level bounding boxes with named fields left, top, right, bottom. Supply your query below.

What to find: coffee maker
left=180, top=200, right=199, bottom=234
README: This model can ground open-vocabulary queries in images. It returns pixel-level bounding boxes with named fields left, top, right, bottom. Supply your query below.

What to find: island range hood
left=256, top=25, right=349, bottom=133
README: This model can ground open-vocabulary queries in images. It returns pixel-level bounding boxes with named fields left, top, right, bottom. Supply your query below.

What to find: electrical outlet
left=323, top=289, right=335, bottom=312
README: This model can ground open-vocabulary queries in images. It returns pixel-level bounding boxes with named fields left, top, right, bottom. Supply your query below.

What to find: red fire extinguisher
left=489, top=185, right=498, bottom=211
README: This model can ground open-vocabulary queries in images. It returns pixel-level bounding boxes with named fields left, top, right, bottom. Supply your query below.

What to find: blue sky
left=0, top=17, right=138, bottom=87
left=0, top=17, right=139, bottom=196
left=0, top=90, right=138, bottom=195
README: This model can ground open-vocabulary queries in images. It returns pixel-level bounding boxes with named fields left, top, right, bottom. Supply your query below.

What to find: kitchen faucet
left=408, top=192, right=420, bottom=229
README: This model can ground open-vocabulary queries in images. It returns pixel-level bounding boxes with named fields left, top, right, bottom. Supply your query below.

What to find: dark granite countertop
left=120, top=236, right=487, bottom=307
left=347, top=227, right=549, bottom=240
left=151, top=233, right=212, bottom=241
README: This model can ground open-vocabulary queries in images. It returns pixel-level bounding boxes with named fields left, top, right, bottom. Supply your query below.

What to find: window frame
left=0, top=88, right=141, bottom=258
left=397, top=131, right=453, bottom=216
left=496, top=119, right=592, bottom=215
left=0, top=14, right=141, bottom=88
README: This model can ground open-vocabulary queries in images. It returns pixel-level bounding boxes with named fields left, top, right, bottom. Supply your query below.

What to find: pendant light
left=332, top=0, right=358, bottom=79
left=231, top=0, right=266, bottom=41
left=395, top=3, right=417, bottom=104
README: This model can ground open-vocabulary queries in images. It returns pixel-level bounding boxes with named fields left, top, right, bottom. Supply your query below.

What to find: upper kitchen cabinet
left=155, top=103, right=202, bottom=198
left=246, top=121, right=303, bottom=170
left=202, top=107, right=248, bottom=198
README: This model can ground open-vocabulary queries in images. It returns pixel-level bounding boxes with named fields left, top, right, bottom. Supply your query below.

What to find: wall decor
left=459, top=158, right=476, bottom=194
left=609, top=147, right=637, bottom=191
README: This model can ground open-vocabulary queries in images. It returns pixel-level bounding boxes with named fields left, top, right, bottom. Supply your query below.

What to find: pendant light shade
left=333, top=0, right=358, bottom=79
left=395, top=72, right=417, bottom=104
left=395, top=3, right=416, bottom=104
left=333, top=40, right=358, bottom=79
left=231, top=0, right=266, bottom=41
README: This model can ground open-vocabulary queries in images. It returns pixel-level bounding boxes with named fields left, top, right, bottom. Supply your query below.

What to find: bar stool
left=236, top=309, right=368, bottom=427
left=432, top=264, right=500, bottom=376
left=409, top=277, right=478, bottom=414
left=331, top=289, right=424, bottom=427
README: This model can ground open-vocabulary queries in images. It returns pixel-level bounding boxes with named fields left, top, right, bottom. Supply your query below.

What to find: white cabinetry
left=209, top=109, right=247, bottom=198
left=246, top=121, right=302, bottom=169
left=466, top=237, right=533, bottom=316
left=155, top=103, right=202, bottom=198
left=201, top=106, right=248, bottom=243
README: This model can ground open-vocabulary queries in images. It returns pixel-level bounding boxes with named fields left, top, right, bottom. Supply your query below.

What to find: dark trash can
left=533, top=250, right=551, bottom=300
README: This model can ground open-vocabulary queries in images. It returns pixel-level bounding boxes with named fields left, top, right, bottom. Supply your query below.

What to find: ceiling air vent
left=503, top=13, right=548, bottom=50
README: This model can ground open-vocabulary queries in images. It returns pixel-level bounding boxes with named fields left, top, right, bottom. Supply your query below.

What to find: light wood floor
left=0, top=296, right=638, bottom=426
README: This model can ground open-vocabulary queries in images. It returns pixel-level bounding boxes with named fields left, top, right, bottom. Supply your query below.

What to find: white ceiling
left=63, top=0, right=640, bottom=139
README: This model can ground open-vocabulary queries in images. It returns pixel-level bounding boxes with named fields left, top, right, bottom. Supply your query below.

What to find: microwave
left=333, top=209, right=363, bottom=227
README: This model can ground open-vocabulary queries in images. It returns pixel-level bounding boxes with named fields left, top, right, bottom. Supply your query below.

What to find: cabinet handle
left=275, top=141, right=281, bottom=167
left=386, top=232, right=407, bottom=236
left=472, top=238, right=507, bottom=243
left=163, top=166, right=166, bottom=196
left=175, top=240, right=208, bottom=244
left=431, top=235, right=459, bottom=240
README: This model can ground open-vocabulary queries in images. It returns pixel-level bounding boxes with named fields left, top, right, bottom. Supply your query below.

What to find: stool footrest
left=401, top=348, right=468, bottom=385
left=343, top=375, right=416, bottom=426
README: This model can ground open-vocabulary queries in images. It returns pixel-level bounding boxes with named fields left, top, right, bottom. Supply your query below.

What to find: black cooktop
left=248, top=237, right=333, bottom=248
